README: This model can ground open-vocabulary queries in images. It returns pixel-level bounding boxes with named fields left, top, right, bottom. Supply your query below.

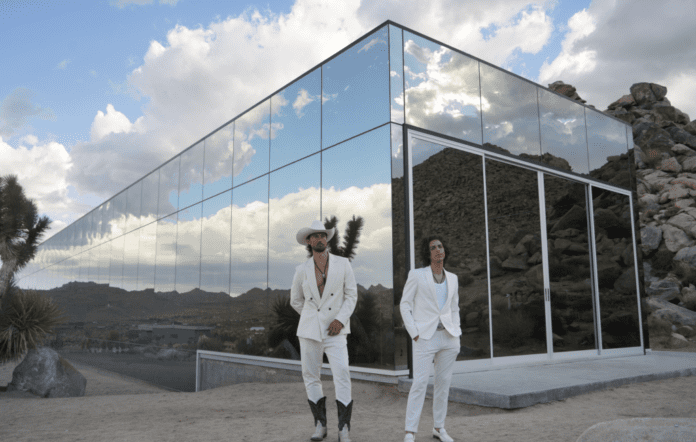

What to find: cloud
left=0, top=88, right=56, bottom=137
left=57, top=59, right=70, bottom=69
left=0, top=136, right=90, bottom=241
left=90, top=104, right=144, bottom=142
left=538, top=0, right=696, bottom=118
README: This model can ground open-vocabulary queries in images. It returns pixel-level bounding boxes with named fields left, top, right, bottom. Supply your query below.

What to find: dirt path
left=1, top=356, right=696, bottom=442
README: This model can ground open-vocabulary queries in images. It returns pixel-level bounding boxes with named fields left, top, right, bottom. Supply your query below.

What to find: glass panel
left=270, top=68, right=321, bottom=171
left=176, top=203, right=202, bottom=293
left=201, top=190, right=231, bottom=294
left=109, top=235, right=125, bottom=289
left=111, top=191, right=127, bottom=238
left=480, top=63, right=541, bottom=156
left=123, top=229, right=140, bottom=291
left=411, top=139, right=490, bottom=361
left=544, top=175, right=597, bottom=352
left=268, top=154, right=320, bottom=291
left=230, top=176, right=268, bottom=356
left=322, top=126, right=393, bottom=368
left=538, top=88, right=589, bottom=175
left=230, top=176, right=268, bottom=296
left=85, top=248, right=95, bottom=284
left=138, top=220, right=158, bottom=291
left=591, top=187, right=640, bottom=348
left=158, top=158, right=180, bottom=219
left=389, top=25, right=404, bottom=124
left=587, top=109, right=631, bottom=188
left=203, top=121, right=234, bottom=200
left=178, top=141, right=204, bottom=209
left=391, top=124, right=407, bottom=369
left=125, top=180, right=142, bottom=234
left=267, top=155, right=319, bottom=360
left=141, top=170, right=160, bottom=226
left=155, top=214, right=178, bottom=293
left=100, top=202, right=113, bottom=244
left=234, top=101, right=269, bottom=186
left=322, top=26, right=389, bottom=148
left=404, top=31, right=482, bottom=145
left=486, top=159, right=547, bottom=357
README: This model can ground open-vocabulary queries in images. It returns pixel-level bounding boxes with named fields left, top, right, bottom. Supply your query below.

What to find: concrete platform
left=397, top=351, right=696, bottom=409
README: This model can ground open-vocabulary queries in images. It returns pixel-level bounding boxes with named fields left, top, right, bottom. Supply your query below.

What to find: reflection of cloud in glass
left=404, top=32, right=482, bottom=145
left=292, top=89, right=315, bottom=118
left=539, top=88, right=589, bottom=174
left=358, top=37, right=386, bottom=53
left=234, top=102, right=269, bottom=185
left=480, top=62, right=541, bottom=155
left=203, top=122, right=233, bottom=200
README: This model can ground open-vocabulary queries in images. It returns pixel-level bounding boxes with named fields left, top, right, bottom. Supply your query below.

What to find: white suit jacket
left=290, top=253, right=358, bottom=341
left=399, top=267, right=462, bottom=340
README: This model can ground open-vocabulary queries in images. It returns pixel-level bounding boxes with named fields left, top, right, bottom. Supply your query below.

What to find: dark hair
left=420, top=235, right=450, bottom=267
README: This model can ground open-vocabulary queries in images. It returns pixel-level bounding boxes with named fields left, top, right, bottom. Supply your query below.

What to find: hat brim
left=296, top=226, right=336, bottom=245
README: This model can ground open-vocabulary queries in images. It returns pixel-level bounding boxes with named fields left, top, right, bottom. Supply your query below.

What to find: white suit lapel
left=304, top=259, right=321, bottom=301
left=318, top=254, right=339, bottom=308
left=423, top=267, right=438, bottom=305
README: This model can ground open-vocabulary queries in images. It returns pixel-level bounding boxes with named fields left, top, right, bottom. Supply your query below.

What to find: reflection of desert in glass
left=410, top=140, right=491, bottom=361
left=591, top=187, right=641, bottom=349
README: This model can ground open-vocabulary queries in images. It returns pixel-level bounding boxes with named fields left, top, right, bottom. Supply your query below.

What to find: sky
left=2, top=0, right=696, bottom=245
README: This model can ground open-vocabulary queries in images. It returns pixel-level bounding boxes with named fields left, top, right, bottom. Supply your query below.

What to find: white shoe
left=433, top=427, right=454, bottom=442
left=310, top=422, right=327, bottom=440
left=404, top=433, right=415, bottom=442
left=338, top=426, right=351, bottom=442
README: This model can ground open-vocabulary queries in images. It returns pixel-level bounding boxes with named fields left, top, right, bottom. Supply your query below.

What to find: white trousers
left=299, top=335, right=352, bottom=406
left=405, top=329, right=460, bottom=433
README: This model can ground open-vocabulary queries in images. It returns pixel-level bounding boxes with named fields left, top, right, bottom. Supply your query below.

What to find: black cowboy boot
left=336, top=400, right=353, bottom=442
left=308, top=397, right=327, bottom=440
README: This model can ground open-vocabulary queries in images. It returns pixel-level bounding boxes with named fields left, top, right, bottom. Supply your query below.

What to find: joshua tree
left=0, top=174, right=51, bottom=303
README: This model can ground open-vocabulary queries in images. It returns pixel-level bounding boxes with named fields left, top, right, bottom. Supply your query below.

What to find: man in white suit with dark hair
left=291, top=220, right=358, bottom=442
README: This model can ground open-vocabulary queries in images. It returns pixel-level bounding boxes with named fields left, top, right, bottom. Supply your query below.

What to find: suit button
left=310, top=298, right=312, bottom=300
left=329, top=308, right=331, bottom=310
left=331, top=293, right=333, bottom=296
left=317, top=309, right=320, bottom=311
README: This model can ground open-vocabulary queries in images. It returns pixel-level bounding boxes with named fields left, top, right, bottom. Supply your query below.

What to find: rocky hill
left=597, top=82, right=696, bottom=350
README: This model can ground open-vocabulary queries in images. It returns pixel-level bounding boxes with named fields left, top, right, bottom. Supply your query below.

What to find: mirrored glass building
left=17, top=21, right=643, bottom=389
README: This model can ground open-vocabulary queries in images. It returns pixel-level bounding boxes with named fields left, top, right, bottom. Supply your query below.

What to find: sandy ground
left=1, top=355, right=695, bottom=442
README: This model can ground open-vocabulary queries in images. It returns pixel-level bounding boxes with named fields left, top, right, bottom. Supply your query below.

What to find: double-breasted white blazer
left=290, top=253, right=358, bottom=341
left=400, top=267, right=462, bottom=341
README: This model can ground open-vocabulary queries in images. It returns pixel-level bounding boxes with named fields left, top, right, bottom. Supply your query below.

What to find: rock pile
left=603, top=82, right=696, bottom=349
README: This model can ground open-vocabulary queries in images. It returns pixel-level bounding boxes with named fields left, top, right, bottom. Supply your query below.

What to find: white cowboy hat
left=296, top=220, right=336, bottom=245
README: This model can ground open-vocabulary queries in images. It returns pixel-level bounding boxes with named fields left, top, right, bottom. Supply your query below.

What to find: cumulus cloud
left=0, top=88, right=55, bottom=137
left=0, top=135, right=89, bottom=241
left=90, top=104, right=144, bottom=142
left=538, top=0, right=696, bottom=118
left=57, top=59, right=70, bottom=69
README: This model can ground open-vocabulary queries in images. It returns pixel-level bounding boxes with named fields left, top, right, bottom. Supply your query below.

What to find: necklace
left=314, top=256, right=328, bottom=286
left=432, top=269, right=444, bottom=284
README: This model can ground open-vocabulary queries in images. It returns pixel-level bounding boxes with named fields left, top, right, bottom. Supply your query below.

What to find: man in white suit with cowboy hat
left=291, top=220, right=358, bottom=442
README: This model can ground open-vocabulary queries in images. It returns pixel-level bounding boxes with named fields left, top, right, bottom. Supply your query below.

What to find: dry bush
left=0, top=289, right=67, bottom=363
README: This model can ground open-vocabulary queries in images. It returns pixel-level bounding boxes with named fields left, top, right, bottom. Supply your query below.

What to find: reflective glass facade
left=17, top=22, right=638, bottom=389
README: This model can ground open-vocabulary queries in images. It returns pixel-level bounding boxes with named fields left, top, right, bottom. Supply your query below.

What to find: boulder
left=659, top=157, right=682, bottom=173
left=676, top=325, right=694, bottom=338
left=660, top=224, right=693, bottom=252
left=666, top=212, right=696, bottom=233
left=682, top=286, right=696, bottom=310
left=547, top=81, right=586, bottom=103
left=669, top=333, right=690, bottom=348
left=608, top=93, right=636, bottom=109
left=645, top=278, right=681, bottom=301
left=6, top=347, right=86, bottom=398
left=630, top=83, right=660, bottom=105
left=640, top=225, right=662, bottom=252
left=683, top=156, right=696, bottom=172
left=671, top=143, right=694, bottom=155
left=646, top=298, right=696, bottom=327
left=674, top=199, right=695, bottom=209
left=501, top=254, right=528, bottom=271
left=684, top=120, right=696, bottom=136
left=666, top=126, right=696, bottom=149
left=673, top=246, right=696, bottom=267
left=633, top=122, right=675, bottom=160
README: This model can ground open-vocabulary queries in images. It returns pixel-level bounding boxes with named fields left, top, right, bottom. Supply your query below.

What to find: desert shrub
left=0, top=288, right=67, bottom=363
